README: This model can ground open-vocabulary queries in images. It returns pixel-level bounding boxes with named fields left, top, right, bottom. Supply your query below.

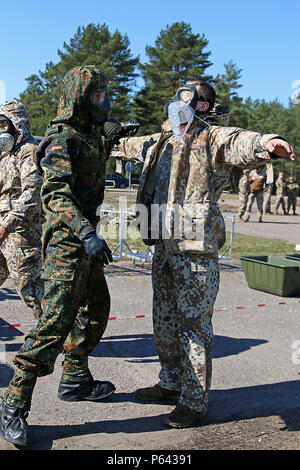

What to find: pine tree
left=19, top=23, right=139, bottom=135
left=214, top=61, right=247, bottom=128
left=132, top=22, right=213, bottom=134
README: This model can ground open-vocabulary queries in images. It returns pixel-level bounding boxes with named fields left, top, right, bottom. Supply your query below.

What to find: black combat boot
left=0, top=401, right=29, bottom=447
left=58, top=379, right=116, bottom=402
left=163, top=403, right=204, bottom=428
left=135, top=384, right=180, bottom=404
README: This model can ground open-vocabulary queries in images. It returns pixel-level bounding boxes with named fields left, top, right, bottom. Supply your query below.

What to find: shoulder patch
left=49, top=144, right=63, bottom=151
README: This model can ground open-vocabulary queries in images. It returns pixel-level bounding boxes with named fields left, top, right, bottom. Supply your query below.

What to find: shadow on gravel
left=0, top=287, right=20, bottom=302
left=208, top=380, right=300, bottom=432
left=105, top=264, right=152, bottom=278
left=21, top=379, right=300, bottom=450
left=0, top=321, right=24, bottom=388
left=94, top=333, right=267, bottom=362
left=0, top=363, right=14, bottom=388
left=25, top=412, right=168, bottom=450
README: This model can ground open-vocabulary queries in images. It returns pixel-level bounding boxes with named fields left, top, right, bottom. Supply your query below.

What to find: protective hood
left=0, top=99, right=34, bottom=147
left=51, top=65, right=107, bottom=130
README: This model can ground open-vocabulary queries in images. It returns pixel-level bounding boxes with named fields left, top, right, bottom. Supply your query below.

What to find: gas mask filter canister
left=0, top=117, right=15, bottom=154
left=0, top=133, right=15, bottom=154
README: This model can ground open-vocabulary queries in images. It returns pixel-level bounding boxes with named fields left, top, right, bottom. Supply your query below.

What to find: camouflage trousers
left=263, top=183, right=273, bottom=213
left=152, top=242, right=220, bottom=413
left=287, top=195, right=297, bottom=213
left=244, top=191, right=264, bottom=219
left=2, top=228, right=110, bottom=410
left=0, top=230, right=43, bottom=319
left=275, top=195, right=286, bottom=213
left=238, top=193, right=249, bottom=216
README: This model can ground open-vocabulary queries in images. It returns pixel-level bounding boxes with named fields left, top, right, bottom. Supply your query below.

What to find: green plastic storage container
left=240, top=255, right=300, bottom=297
left=285, top=253, right=300, bottom=262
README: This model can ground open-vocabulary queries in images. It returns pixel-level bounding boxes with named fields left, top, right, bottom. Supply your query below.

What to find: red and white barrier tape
left=214, top=299, right=300, bottom=312
left=0, top=314, right=148, bottom=329
left=0, top=299, right=300, bottom=329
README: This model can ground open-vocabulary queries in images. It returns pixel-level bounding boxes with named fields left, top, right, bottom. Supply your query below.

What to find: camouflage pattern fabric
left=116, top=118, right=279, bottom=252
left=52, top=65, right=106, bottom=128
left=2, top=254, right=110, bottom=409
left=263, top=183, right=273, bottom=213
left=275, top=177, right=287, bottom=213
left=275, top=177, right=287, bottom=197
left=114, top=113, right=284, bottom=413
left=2, top=66, right=112, bottom=410
left=0, top=233, right=43, bottom=320
left=152, top=242, right=219, bottom=413
left=0, top=100, right=43, bottom=318
left=238, top=175, right=250, bottom=217
left=287, top=182, right=299, bottom=213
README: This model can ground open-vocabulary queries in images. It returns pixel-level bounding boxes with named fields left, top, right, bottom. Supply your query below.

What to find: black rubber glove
left=82, top=232, right=113, bottom=265
left=118, top=120, right=140, bottom=138
left=103, top=118, right=140, bottom=141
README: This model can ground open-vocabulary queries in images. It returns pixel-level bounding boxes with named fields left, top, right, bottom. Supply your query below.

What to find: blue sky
left=1, top=0, right=299, bottom=106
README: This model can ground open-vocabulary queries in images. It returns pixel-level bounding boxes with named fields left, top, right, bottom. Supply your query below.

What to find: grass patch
left=101, top=223, right=295, bottom=261
left=222, top=232, right=295, bottom=260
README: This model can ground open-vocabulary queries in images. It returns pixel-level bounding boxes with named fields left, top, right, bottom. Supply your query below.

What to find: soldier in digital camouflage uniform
left=243, top=167, right=267, bottom=223
left=238, top=169, right=250, bottom=221
left=0, top=65, right=129, bottom=447
left=263, top=162, right=274, bottom=214
left=114, top=81, right=296, bottom=429
left=274, top=172, right=288, bottom=215
left=0, top=99, right=43, bottom=320
left=287, top=176, right=299, bottom=215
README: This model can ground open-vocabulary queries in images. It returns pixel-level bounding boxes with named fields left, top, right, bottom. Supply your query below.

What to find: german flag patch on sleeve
left=50, top=144, right=63, bottom=151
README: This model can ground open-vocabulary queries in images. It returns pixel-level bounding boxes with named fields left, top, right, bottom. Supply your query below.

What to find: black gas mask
left=164, top=81, right=213, bottom=115
left=88, top=87, right=112, bottom=126
left=0, top=115, right=15, bottom=154
left=164, top=81, right=215, bottom=140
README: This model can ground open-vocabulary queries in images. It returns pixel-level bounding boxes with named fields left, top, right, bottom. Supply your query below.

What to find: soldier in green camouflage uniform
left=238, top=169, right=250, bottom=221
left=0, top=100, right=43, bottom=319
left=287, top=177, right=299, bottom=215
left=0, top=66, right=121, bottom=447
left=114, top=81, right=296, bottom=428
left=274, top=172, right=288, bottom=215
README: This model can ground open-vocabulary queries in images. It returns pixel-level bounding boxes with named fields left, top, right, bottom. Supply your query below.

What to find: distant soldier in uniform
left=287, top=176, right=299, bottom=215
left=238, top=169, right=250, bottom=221
left=0, top=99, right=43, bottom=319
left=0, top=65, right=139, bottom=447
left=274, top=172, right=288, bottom=215
left=263, top=163, right=274, bottom=214
left=114, top=81, right=296, bottom=429
left=243, top=167, right=266, bottom=223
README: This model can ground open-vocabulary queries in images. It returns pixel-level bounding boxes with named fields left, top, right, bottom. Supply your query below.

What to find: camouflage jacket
left=238, top=175, right=250, bottom=195
left=276, top=177, right=287, bottom=197
left=287, top=183, right=299, bottom=197
left=35, top=66, right=112, bottom=242
left=116, top=118, right=280, bottom=254
left=0, top=100, right=43, bottom=233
